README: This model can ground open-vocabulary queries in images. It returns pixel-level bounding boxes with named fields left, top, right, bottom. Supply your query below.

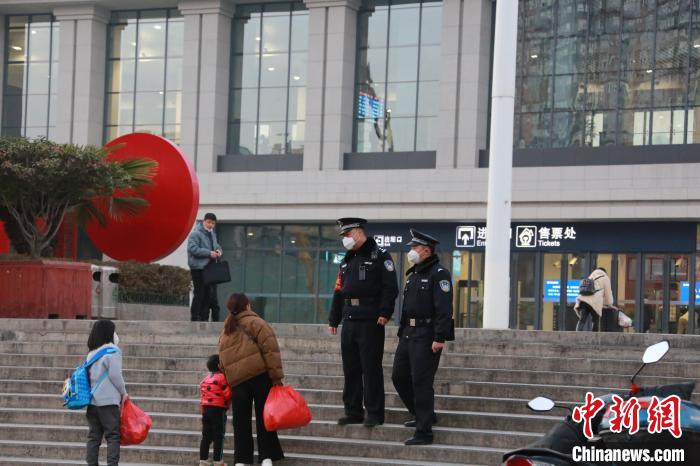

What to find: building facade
left=1, top=0, right=700, bottom=334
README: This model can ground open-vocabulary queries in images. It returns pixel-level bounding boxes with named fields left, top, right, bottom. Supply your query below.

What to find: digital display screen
left=357, top=92, right=385, bottom=119
left=544, top=280, right=582, bottom=302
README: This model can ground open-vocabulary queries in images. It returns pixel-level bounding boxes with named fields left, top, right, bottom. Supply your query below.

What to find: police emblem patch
left=384, top=260, right=395, bottom=272
left=439, top=280, right=451, bottom=292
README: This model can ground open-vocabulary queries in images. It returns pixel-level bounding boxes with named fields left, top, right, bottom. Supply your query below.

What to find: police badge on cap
left=336, top=217, right=367, bottom=236
left=406, top=228, right=440, bottom=248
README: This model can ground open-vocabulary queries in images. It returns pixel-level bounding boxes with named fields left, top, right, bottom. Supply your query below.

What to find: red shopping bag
left=120, top=398, right=152, bottom=446
left=263, top=385, right=312, bottom=431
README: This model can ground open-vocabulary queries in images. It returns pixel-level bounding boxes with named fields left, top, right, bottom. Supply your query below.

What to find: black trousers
left=190, top=269, right=220, bottom=322
left=391, top=327, right=442, bottom=437
left=340, top=319, right=385, bottom=422
left=86, top=404, right=120, bottom=466
left=577, top=302, right=600, bottom=332
left=200, top=406, right=227, bottom=461
left=231, top=373, right=284, bottom=464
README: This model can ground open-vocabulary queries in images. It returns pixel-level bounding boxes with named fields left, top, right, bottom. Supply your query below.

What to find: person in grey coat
left=85, top=319, right=127, bottom=466
left=188, top=213, right=224, bottom=321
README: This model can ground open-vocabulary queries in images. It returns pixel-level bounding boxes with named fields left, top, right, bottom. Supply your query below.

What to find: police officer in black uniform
left=329, top=218, right=399, bottom=427
left=392, top=228, right=453, bottom=445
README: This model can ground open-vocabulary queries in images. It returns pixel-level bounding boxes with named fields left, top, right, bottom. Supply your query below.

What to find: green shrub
left=96, top=260, right=191, bottom=305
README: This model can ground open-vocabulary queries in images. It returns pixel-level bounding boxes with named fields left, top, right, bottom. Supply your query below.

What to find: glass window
left=652, top=108, right=685, bottom=145
left=2, top=15, right=59, bottom=138
left=354, top=0, right=442, bottom=153
left=215, top=224, right=346, bottom=324
left=228, top=3, right=308, bottom=155
left=515, top=0, right=698, bottom=149
left=104, top=10, right=183, bottom=144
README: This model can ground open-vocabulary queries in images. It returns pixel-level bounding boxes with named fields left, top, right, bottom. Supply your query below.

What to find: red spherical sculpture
left=86, top=133, right=199, bottom=262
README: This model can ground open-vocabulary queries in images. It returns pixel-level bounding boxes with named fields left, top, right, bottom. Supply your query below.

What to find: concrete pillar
left=483, top=0, right=518, bottom=330
left=436, top=0, right=492, bottom=169
left=303, top=0, right=359, bottom=171
left=53, top=5, right=109, bottom=145
left=179, top=0, right=233, bottom=172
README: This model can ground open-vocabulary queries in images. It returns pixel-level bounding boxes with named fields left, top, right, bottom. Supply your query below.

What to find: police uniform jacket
left=329, top=237, right=399, bottom=327
left=401, top=254, right=453, bottom=343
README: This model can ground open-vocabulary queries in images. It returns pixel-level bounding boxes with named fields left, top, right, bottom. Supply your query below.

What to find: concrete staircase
left=0, top=319, right=699, bottom=466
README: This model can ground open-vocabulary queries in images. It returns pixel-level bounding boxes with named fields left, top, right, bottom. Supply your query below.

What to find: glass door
left=617, top=254, right=638, bottom=332
left=565, top=253, right=589, bottom=331
left=469, top=253, right=484, bottom=328
left=669, top=254, right=689, bottom=334
left=453, top=251, right=469, bottom=328
left=451, top=251, right=484, bottom=328
left=541, top=253, right=562, bottom=331
left=642, top=254, right=665, bottom=333
left=514, top=253, right=537, bottom=330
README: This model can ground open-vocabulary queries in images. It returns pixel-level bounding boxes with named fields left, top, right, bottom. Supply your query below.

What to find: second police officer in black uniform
left=392, top=228, right=453, bottom=445
left=329, top=218, right=399, bottom=427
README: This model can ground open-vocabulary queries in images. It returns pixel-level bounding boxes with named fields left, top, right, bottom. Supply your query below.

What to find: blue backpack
left=62, top=347, right=119, bottom=410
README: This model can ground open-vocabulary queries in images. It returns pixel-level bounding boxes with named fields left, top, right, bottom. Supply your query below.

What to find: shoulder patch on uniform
left=439, top=280, right=451, bottom=293
left=384, top=260, right=394, bottom=272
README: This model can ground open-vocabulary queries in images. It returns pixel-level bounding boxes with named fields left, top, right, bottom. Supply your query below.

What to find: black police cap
left=406, top=228, right=440, bottom=248
left=336, top=217, right=367, bottom=236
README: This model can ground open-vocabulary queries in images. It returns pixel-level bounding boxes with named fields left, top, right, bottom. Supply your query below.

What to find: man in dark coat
left=392, top=228, right=453, bottom=445
left=328, top=217, right=399, bottom=427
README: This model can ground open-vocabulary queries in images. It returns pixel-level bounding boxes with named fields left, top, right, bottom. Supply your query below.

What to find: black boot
left=404, top=434, right=433, bottom=446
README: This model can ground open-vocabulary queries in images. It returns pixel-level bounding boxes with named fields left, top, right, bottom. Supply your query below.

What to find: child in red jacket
left=199, top=354, right=232, bottom=466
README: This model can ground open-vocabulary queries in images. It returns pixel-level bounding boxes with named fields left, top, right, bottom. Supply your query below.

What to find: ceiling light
left=31, top=30, right=37, bottom=35
left=530, top=54, right=538, bottom=59
left=267, top=67, right=275, bottom=71
left=247, top=232, right=254, bottom=237
left=694, top=44, right=700, bottom=49
left=255, top=37, right=261, bottom=41
left=131, top=42, right=137, bottom=46
left=646, top=69, right=653, bottom=74
left=153, top=25, right=162, bottom=30
left=11, top=46, right=22, bottom=51
left=293, top=75, right=301, bottom=81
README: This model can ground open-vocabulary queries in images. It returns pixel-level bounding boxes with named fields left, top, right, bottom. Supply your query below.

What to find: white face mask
left=407, top=249, right=422, bottom=265
left=113, top=332, right=120, bottom=346
left=342, top=236, right=356, bottom=250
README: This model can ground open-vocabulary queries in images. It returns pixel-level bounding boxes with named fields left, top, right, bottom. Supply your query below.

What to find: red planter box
left=0, top=260, right=92, bottom=319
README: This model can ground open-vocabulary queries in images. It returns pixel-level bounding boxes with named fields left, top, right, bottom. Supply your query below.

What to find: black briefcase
left=202, top=260, right=231, bottom=286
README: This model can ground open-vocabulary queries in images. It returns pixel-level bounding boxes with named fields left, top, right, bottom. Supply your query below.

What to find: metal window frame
left=228, top=3, right=307, bottom=156
left=2, top=14, right=58, bottom=138
left=353, top=0, right=441, bottom=153
left=103, top=8, right=179, bottom=144
left=514, top=0, right=700, bottom=150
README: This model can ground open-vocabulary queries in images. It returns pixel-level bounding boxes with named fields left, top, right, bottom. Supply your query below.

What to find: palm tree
left=0, top=138, right=157, bottom=259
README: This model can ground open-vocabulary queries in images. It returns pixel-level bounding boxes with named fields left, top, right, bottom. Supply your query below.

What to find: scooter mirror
left=642, top=340, right=670, bottom=364
left=527, top=397, right=555, bottom=412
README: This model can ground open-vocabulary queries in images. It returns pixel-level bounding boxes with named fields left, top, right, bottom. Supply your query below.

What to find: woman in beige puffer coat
left=574, top=267, right=616, bottom=331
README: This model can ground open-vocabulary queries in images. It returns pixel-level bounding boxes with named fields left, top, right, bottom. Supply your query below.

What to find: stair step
left=0, top=421, right=540, bottom=450
left=0, top=438, right=505, bottom=465
left=0, top=391, right=577, bottom=416
left=0, top=406, right=563, bottom=433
